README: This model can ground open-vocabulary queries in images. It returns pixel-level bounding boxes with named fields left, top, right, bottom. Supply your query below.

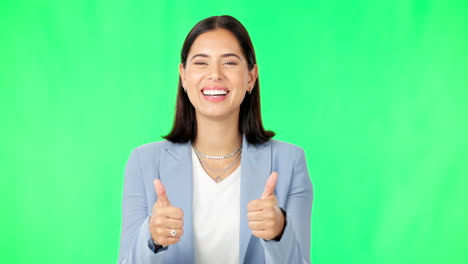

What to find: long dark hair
left=163, top=15, right=275, bottom=144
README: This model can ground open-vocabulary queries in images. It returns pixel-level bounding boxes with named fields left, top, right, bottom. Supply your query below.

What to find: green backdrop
left=1, top=0, right=467, bottom=263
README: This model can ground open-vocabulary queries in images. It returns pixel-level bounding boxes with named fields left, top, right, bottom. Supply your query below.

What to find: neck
left=193, top=113, right=242, bottom=156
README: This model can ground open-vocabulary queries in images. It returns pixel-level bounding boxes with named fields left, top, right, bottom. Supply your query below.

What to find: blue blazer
left=118, top=136, right=313, bottom=264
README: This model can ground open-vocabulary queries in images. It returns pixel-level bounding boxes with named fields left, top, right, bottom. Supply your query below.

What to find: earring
left=248, top=89, right=252, bottom=94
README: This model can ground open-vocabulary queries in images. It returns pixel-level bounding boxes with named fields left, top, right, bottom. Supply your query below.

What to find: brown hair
left=163, top=15, right=275, bottom=144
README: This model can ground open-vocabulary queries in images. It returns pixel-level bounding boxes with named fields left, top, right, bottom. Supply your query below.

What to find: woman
left=118, top=15, right=313, bottom=264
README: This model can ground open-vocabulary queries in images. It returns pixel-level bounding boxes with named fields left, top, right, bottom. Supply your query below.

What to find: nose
left=208, top=64, right=222, bottom=80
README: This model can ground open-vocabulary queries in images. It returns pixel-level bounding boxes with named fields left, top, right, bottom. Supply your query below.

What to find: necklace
left=192, top=144, right=242, bottom=160
left=194, top=149, right=242, bottom=183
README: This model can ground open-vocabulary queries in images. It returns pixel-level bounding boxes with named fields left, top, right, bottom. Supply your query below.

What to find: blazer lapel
left=160, top=141, right=195, bottom=263
left=239, top=136, right=272, bottom=263
left=157, top=137, right=272, bottom=264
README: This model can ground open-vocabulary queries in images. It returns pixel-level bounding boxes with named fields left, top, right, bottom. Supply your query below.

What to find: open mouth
left=202, top=89, right=229, bottom=97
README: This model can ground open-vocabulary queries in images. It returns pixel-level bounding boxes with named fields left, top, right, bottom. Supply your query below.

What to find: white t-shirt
left=192, top=147, right=241, bottom=264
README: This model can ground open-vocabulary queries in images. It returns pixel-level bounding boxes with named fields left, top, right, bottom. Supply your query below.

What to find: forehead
left=189, top=29, right=243, bottom=56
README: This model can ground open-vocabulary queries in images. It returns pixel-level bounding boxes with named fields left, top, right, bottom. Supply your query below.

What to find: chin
left=199, top=111, right=229, bottom=120
left=196, top=108, right=239, bottom=121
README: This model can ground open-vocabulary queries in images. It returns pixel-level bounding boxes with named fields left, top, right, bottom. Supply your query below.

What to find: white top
left=192, top=147, right=241, bottom=264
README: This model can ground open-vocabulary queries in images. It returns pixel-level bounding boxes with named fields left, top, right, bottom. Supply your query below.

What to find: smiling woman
left=179, top=28, right=257, bottom=120
left=118, top=15, right=313, bottom=264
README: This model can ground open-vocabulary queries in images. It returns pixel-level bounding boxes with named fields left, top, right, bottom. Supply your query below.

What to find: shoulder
left=132, top=140, right=170, bottom=153
left=261, top=138, right=305, bottom=156
left=128, top=140, right=174, bottom=163
left=269, top=139, right=304, bottom=152
left=254, top=138, right=306, bottom=166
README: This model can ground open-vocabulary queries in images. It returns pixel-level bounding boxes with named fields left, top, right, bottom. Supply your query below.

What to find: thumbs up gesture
left=149, top=179, right=185, bottom=247
left=247, top=172, right=286, bottom=241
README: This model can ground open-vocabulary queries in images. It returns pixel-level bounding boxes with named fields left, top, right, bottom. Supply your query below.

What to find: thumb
left=153, top=179, right=170, bottom=206
left=261, top=172, right=278, bottom=199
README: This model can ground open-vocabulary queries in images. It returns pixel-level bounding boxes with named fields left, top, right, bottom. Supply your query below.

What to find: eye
left=224, top=61, right=238, bottom=65
left=194, top=61, right=208, bottom=65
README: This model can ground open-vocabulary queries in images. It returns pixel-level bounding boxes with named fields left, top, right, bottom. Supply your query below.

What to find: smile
left=202, top=89, right=229, bottom=96
left=201, top=88, right=229, bottom=102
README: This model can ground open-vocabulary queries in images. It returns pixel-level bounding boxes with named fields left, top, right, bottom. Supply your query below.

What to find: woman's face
left=179, top=28, right=258, bottom=121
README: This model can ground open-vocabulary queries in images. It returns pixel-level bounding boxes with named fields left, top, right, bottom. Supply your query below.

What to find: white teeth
left=203, top=89, right=228, bottom=96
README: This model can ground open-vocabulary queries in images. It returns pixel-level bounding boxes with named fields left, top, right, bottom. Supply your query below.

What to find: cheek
left=229, top=71, right=250, bottom=86
left=185, top=71, right=204, bottom=86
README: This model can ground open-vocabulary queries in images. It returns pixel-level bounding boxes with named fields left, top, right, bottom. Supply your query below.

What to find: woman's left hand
left=247, top=172, right=285, bottom=241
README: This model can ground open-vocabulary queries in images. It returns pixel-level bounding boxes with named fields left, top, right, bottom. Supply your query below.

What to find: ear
left=248, top=64, right=258, bottom=90
left=179, top=63, right=186, bottom=87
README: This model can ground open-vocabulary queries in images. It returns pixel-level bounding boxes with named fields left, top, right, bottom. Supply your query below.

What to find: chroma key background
left=1, top=0, right=467, bottom=263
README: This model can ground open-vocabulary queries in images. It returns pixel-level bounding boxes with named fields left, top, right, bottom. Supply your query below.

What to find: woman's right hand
left=149, top=179, right=185, bottom=247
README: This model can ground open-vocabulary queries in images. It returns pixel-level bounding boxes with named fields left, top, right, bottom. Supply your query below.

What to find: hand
left=149, top=179, right=185, bottom=247
left=247, top=172, right=286, bottom=241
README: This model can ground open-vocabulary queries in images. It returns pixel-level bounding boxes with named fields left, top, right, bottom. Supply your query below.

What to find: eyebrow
left=189, top=53, right=241, bottom=61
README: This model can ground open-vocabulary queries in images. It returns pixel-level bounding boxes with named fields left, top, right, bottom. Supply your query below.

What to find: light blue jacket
left=118, top=136, right=313, bottom=263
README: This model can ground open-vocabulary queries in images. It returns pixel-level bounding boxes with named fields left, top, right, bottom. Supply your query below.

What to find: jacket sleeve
left=118, top=148, right=169, bottom=264
left=260, top=148, right=313, bottom=264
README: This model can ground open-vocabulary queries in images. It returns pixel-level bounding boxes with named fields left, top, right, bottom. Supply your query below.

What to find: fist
left=149, top=179, right=185, bottom=247
left=247, top=172, right=286, bottom=241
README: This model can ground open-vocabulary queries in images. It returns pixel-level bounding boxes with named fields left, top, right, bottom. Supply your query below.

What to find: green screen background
left=1, top=0, right=467, bottom=263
